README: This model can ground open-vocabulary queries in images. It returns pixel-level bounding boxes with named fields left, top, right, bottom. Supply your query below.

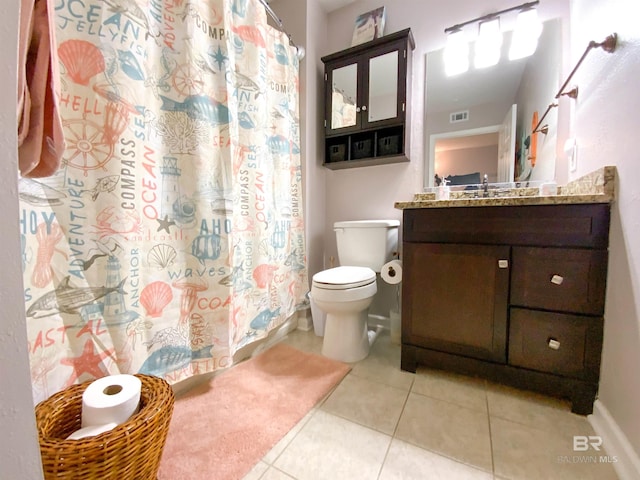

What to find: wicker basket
left=35, top=374, right=174, bottom=480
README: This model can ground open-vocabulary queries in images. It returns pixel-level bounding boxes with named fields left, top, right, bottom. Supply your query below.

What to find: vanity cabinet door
left=324, top=38, right=409, bottom=136
left=402, top=242, right=510, bottom=363
left=325, top=58, right=362, bottom=135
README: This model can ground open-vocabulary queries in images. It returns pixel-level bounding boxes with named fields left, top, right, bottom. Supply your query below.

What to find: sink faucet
left=482, top=174, right=489, bottom=197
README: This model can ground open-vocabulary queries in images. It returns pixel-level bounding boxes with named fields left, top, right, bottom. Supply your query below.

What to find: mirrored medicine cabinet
left=322, top=28, right=415, bottom=169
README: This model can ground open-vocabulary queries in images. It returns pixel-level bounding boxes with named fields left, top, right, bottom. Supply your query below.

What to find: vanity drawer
left=508, top=308, right=603, bottom=381
left=511, top=247, right=607, bottom=315
left=403, top=204, right=610, bottom=248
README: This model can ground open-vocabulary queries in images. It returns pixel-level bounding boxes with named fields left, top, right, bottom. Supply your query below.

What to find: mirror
left=368, top=51, right=398, bottom=122
left=331, top=63, right=358, bottom=129
left=424, top=18, right=563, bottom=189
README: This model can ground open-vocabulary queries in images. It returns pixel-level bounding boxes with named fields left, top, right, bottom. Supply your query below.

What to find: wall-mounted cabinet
left=322, top=29, right=415, bottom=169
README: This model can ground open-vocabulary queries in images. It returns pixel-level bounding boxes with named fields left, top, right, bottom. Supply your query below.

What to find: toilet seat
left=312, top=266, right=376, bottom=290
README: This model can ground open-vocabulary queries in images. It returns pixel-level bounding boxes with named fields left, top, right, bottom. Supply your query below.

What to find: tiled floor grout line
left=484, top=379, right=498, bottom=479
left=373, top=378, right=414, bottom=480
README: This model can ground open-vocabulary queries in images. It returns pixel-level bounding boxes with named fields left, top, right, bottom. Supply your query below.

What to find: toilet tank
left=334, top=220, right=400, bottom=271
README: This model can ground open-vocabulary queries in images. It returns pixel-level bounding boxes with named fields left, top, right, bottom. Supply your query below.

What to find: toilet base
left=322, top=309, right=370, bottom=363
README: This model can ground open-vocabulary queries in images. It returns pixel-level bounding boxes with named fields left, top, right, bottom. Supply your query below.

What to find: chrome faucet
left=482, top=174, right=489, bottom=197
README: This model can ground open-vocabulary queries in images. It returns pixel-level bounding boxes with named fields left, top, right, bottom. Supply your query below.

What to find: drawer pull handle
left=551, top=274, right=564, bottom=285
left=548, top=338, right=561, bottom=350
left=498, top=260, right=509, bottom=269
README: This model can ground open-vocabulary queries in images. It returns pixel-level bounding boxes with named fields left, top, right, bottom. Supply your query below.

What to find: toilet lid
left=312, top=266, right=376, bottom=290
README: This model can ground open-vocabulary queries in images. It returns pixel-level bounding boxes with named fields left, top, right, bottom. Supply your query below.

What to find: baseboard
left=589, top=399, right=640, bottom=480
left=297, top=307, right=313, bottom=331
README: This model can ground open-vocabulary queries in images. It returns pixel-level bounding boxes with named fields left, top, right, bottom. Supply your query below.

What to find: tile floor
left=243, top=328, right=619, bottom=480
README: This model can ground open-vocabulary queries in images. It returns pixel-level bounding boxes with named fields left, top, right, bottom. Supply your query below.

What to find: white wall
left=0, top=1, right=45, bottom=478
left=570, top=0, right=640, bottom=469
left=437, top=145, right=499, bottom=182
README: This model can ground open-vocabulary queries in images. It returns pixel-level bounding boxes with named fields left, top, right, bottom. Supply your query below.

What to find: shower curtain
left=20, top=0, right=307, bottom=403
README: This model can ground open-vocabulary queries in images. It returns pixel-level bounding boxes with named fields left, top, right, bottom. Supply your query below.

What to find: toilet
left=311, top=220, right=399, bottom=362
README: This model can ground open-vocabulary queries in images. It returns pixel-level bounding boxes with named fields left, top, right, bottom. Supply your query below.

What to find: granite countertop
left=394, top=166, right=616, bottom=210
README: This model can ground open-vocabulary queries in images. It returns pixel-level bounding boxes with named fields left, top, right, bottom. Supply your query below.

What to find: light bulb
left=444, top=29, right=469, bottom=76
left=474, top=18, right=503, bottom=69
left=509, top=8, right=543, bottom=60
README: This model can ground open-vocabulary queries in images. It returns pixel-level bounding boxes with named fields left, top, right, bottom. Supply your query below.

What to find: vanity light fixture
left=443, top=1, right=541, bottom=76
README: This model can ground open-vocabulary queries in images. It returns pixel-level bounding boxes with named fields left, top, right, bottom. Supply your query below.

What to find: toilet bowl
left=311, top=266, right=377, bottom=363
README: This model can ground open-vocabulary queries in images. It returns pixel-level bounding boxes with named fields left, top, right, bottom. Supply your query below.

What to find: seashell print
left=117, top=50, right=145, bottom=81
left=140, top=281, right=173, bottom=318
left=58, top=40, right=106, bottom=86
left=148, top=243, right=177, bottom=269
left=252, top=264, right=278, bottom=289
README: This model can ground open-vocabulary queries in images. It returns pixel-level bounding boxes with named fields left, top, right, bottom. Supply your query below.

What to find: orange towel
left=18, top=0, right=65, bottom=178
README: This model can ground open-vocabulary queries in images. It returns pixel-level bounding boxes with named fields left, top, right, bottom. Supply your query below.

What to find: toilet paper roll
left=81, top=374, right=141, bottom=428
left=381, top=259, right=403, bottom=285
left=66, top=422, right=118, bottom=440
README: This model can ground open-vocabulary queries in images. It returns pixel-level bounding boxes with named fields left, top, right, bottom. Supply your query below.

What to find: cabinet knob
left=498, top=260, right=509, bottom=269
left=550, top=274, right=564, bottom=285
left=356, top=106, right=361, bottom=112
left=362, top=105, right=367, bottom=111
left=548, top=338, right=561, bottom=350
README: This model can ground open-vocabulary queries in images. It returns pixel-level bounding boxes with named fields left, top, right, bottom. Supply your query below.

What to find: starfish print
left=208, top=46, right=228, bottom=71
left=61, top=339, right=114, bottom=386
left=156, top=215, right=176, bottom=233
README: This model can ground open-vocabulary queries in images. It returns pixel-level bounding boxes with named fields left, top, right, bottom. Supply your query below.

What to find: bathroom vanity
left=395, top=168, right=615, bottom=415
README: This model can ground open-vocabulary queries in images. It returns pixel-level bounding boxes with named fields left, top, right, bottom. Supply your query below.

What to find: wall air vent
left=450, top=110, right=469, bottom=123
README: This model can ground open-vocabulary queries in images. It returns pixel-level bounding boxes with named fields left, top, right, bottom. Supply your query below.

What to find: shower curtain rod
left=258, top=0, right=305, bottom=59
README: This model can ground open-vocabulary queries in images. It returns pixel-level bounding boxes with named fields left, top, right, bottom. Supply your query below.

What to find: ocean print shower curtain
left=20, top=0, right=307, bottom=403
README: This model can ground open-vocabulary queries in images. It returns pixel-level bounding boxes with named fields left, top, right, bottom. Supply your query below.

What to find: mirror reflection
left=368, top=51, right=398, bottom=122
left=331, top=64, right=357, bottom=129
left=424, top=18, right=563, bottom=189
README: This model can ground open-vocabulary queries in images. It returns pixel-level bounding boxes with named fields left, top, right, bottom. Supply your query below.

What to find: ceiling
left=317, top=0, right=357, bottom=12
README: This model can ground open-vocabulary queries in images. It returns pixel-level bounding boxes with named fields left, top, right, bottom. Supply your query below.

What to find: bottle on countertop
left=437, top=178, right=450, bottom=200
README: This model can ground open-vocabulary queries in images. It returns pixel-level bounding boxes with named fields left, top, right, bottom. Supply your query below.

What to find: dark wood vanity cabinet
left=321, top=29, right=414, bottom=169
left=401, top=204, right=611, bottom=414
